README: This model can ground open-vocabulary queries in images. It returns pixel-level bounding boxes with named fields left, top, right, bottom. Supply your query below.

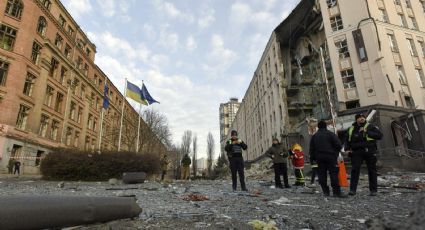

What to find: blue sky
left=62, top=0, right=300, bottom=158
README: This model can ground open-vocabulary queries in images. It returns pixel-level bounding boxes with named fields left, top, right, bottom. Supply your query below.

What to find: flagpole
left=118, top=78, right=127, bottom=151
left=98, top=107, right=104, bottom=152
left=136, top=103, right=141, bottom=152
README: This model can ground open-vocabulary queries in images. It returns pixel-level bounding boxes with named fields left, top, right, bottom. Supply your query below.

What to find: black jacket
left=345, top=122, right=382, bottom=151
left=309, top=128, right=342, bottom=161
left=225, top=138, right=247, bottom=158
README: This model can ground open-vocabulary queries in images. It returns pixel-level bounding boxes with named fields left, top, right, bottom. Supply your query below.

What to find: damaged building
left=229, top=0, right=425, bottom=171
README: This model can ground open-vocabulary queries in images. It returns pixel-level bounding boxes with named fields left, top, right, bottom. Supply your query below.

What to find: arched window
left=5, top=0, right=23, bottom=19
left=36, top=16, right=47, bottom=36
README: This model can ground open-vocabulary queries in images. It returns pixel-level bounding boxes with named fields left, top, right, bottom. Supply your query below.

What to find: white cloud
left=96, top=0, right=116, bottom=17
left=186, top=35, right=197, bottom=51
left=230, top=2, right=279, bottom=29
left=158, top=29, right=180, bottom=51
left=198, top=8, right=215, bottom=29
left=142, top=23, right=156, bottom=40
left=153, top=0, right=195, bottom=23
left=62, top=0, right=92, bottom=19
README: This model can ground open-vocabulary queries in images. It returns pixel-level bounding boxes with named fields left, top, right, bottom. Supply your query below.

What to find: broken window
left=16, top=104, right=30, bottom=130
left=5, top=0, right=23, bottom=19
left=406, top=38, right=418, bottom=56
left=36, top=17, right=47, bottom=36
left=44, top=85, right=54, bottom=106
left=77, top=106, right=83, bottom=123
left=87, top=114, right=93, bottom=130
left=398, top=14, right=407, bottom=28
left=409, top=17, right=418, bottom=30
left=0, top=60, right=9, bottom=86
left=23, top=72, right=36, bottom=97
left=326, top=0, right=337, bottom=8
left=340, top=69, right=356, bottom=89
left=388, top=34, right=399, bottom=52
left=64, top=44, right=71, bottom=59
left=59, top=66, right=67, bottom=85
left=330, top=16, right=343, bottom=32
left=405, top=0, right=412, bottom=8
left=379, top=9, right=389, bottom=23
left=35, top=151, right=44, bottom=166
left=58, top=15, right=66, bottom=28
left=49, top=57, right=59, bottom=77
left=74, top=131, right=80, bottom=147
left=86, top=48, right=91, bottom=57
left=80, top=84, right=85, bottom=99
left=54, top=33, right=63, bottom=49
left=415, top=69, right=425, bottom=87
left=418, top=40, right=425, bottom=57
left=85, top=136, right=90, bottom=150
left=396, top=65, right=408, bottom=85
left=69, top=101, right=76, bottom=120
left=394, top=0, right=401, bottom=5
left=38, top=114, right=49, bottom=137
left=40, top=0, right=51, bottom=10
left=404, top=96, right=415, bottom=108
left=31, top=41, right=42, bottom=64
left=76, top=57, right=82, bottom=69
left=421, top=0, right=425, bottom=13
left=0, top=24, right=17, bottom=51
left=54, top=92, right=64, bottom=113
left=67, top=26, right=74, bottom=36
left=345, top=100, right=360, bottom=109
left=84, top=63, right=89, bottom=76
left=50, top=120, right=59, bottom=140
left=335, top=39, right=350, bottom=59
left=65, top=127, right=73, bottom=146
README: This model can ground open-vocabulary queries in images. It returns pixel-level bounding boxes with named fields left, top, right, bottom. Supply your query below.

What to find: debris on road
left=248, top=219, right=278, bottom=230
left=182, top=193, right=209, bottom=201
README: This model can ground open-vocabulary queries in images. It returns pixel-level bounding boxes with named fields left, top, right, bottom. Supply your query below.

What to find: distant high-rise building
left=219, top=98, right=240, bottom=155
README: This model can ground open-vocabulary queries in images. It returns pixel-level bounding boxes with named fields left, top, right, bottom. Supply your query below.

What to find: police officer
left=309, top=120, right=346, bottom=197
left=225, top=130, right=248, bottom=191
left=265, top=138, right=290, bottom=188
left=345, top=113, right=382, bottom=196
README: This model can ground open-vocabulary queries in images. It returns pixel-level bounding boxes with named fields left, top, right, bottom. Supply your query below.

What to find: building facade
left=229, top=0, right=425, bottom=161
left=219, top=98, right=240, bottom=155
left=0, top=0, right=165, bottom=174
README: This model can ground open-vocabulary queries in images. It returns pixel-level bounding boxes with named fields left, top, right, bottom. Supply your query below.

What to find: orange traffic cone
left=338, top=160, right=349, bottom=187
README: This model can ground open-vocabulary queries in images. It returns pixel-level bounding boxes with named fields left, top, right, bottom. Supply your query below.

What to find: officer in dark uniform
left=225, top=130, right=248, bottom=191
left=309, top=120, right=346, bottom=197
left=345, top=113, right=383, bottom=196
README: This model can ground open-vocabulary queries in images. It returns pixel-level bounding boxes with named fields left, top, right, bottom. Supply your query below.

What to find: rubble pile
left=245, top=158, right=274, bottom=179
left=0, top=173, right=423, bottom=229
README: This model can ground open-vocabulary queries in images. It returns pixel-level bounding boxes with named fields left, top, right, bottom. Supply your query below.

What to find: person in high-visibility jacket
left=345, top=113, right=383, bottom=196
left=290, top=143, right=305, bottom=186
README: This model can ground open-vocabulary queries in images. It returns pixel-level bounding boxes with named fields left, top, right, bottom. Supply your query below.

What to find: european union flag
left=103, top=84, right=109, bottom=109
left=141, top=83, right=159, bottom=105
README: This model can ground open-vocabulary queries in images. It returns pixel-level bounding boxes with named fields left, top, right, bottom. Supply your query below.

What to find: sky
left=62, top=0, right=300, bottom=158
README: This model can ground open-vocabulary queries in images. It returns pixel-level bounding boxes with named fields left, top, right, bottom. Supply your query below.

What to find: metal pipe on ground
left=0, top=196, right=142, bottom=230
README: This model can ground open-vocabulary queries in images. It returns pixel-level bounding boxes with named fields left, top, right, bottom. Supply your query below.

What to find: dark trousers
left=273, top=163, right=289, bottom=187
left=317, top=156, right=341, bottom=195
left=14, top=167, right=20, bottom=175
left=350, top=150, right=378, bottom=192
left=229, top=157, right=246, bottom=190
left=294, top=168, right=305, bottom=185
left=161, top=170, right=166, bottom=181
left=311, top=167, right=318, bottom=184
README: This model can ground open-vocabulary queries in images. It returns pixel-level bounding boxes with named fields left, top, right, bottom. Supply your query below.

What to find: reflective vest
left=348, top=123, right=375, bottom=142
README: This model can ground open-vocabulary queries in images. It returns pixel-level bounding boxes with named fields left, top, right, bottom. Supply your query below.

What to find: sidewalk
left=0, top=173, right=42, bottom=180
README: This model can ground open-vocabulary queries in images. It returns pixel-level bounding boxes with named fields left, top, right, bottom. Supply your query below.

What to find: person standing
left=310, top=159, right=318, bottom=185
left=160, top=154, right=169, bottom=181
left=13, top=161, right=21, bottom=175
left=291, top=144, right=305, bottom=186
left=181, top=154, right=191, bottom=180
left=345, top=113, right=383, bottom=196
left=265, top=138, right=290, bottom=188
left=225, top=130, right=248, bottom=191
left=310, top=120, right=346, bottom=197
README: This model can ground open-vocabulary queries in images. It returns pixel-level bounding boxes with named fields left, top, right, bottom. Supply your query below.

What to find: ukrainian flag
left=126, top=81, right=147, bottom=105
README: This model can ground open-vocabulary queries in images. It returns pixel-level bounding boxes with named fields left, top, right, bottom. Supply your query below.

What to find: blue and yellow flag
left=126, top=81, right=147, bottom=105
left=141, top=83, right=159, bottom=105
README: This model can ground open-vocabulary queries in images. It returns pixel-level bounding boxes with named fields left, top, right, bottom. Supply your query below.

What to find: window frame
left=330, top=15, right=344, bottom=32
left=23, top=72, right=36, bottom=96
left=5, top=0, right=23, bottom=20
left=16, top=104, right=30, bottom=130
left=340, top=68, right=356, bottom=89
left=36, top=16, right=47, bottom=36
left=0, top=60, right=10, bottom=86
left=31, top=41, right=42, bottom=64
left=0, top=24, right=17, bottom=51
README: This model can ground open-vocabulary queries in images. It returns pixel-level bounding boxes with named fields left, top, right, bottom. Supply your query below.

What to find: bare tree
left=207, top=132, right=215, bottom=176
left=192, top=134, right=198, bottom=177
left=181, top=130, right=192, bottom=157
left=142, top=108, right=172, bottom=148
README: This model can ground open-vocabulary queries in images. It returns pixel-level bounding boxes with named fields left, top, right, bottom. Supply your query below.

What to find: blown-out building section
left=228, top=0, right=425, bottom=162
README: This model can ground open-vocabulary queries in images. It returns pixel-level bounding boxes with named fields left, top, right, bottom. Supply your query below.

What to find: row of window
left=378, top=0, right=421, bottom=31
